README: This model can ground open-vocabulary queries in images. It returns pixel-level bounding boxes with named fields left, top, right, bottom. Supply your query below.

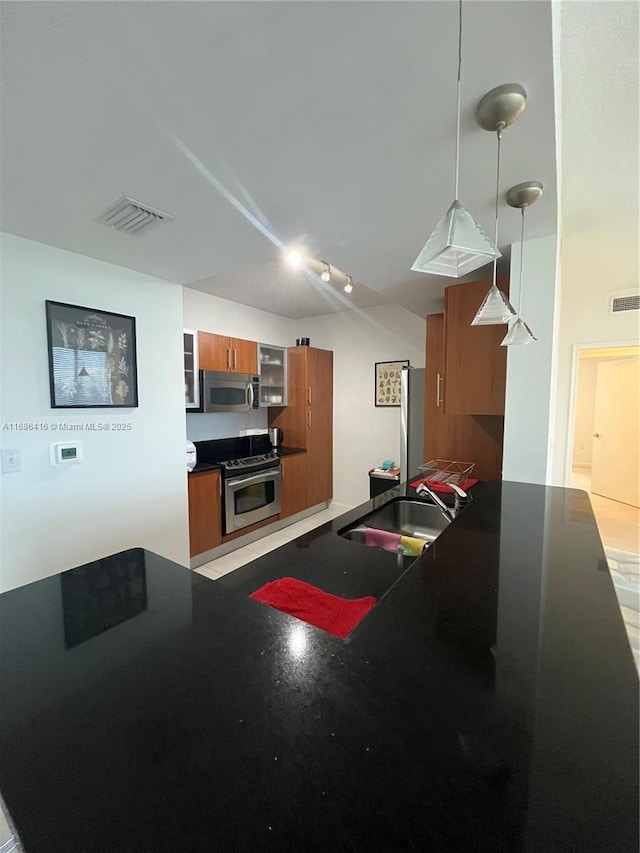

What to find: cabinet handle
left=307, top=386, right=312, bottom=405
left=436, top=373, right=443, bottom=407
left=307, top=410, right=311, bottom=428
left=227, top=348, right=231, bottom=370
left=233, top=348, right=237, bottom=369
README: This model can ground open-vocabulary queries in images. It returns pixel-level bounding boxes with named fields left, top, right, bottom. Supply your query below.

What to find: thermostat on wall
left=49, top=442, right=83, bottom=465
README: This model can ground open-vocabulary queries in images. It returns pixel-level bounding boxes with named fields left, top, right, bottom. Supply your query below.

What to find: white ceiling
left=0, top=1, right=557, bottom=318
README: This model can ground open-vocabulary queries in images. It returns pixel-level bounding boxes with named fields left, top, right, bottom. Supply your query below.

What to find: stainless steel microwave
left=200, top=371, right=260, bottom=413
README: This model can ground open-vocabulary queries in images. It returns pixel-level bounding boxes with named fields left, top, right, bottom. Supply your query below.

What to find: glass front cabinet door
left=184, top=329, right=200, bottom=410
left=258, top=343, right=287, bottom=407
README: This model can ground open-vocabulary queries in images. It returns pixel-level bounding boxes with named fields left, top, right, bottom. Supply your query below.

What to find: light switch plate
left=1, top=448, right=21, bottom=473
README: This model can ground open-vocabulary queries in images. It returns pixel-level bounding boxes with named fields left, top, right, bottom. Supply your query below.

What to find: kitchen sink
left=338, top=497, right=450, bottom=549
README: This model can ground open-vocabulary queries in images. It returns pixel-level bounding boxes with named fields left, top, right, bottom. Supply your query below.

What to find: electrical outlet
left=1, top=448, right=21, bottom=474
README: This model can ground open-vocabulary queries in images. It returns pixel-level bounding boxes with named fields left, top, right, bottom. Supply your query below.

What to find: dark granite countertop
left=188, top=460, right=221, bottom=474
left=275, top=446, right=306, bottom=457
left=0, top=481, right=637, bottom=852
left=188, top=449, right=305, bottom=474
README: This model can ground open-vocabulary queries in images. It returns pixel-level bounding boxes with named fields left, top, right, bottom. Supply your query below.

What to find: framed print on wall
left=45, top=300, right=138, bottom=408
left=375, top=360, right=409, bottom=407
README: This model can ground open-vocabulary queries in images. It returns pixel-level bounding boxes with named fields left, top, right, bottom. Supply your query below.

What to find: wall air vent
left=97, top=195, right=174, bottom=236
left=610, top=293, right=640, bottom=314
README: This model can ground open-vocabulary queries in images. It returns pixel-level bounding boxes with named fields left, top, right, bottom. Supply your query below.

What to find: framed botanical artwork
left=45, top=300, right=138, bottom=408
left=375, top=360, right=409, bottom=407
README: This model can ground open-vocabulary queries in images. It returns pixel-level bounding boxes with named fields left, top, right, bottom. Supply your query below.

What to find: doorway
left=568, top=344, right=640, bottom=553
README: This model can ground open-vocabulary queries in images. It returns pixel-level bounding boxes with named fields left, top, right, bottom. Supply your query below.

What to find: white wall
left=183, top=287, right=296, bottom=441
left=573, top=358, right=597, bottom=466
left=551, top=0, right=639, bottom=484
left=552, top=291, right=639, bottom=484
left=502, top=235, right=559, bottom=485
left=299, top=304, right=426, bottom=507
left=0, top=233, right=189, bottom=592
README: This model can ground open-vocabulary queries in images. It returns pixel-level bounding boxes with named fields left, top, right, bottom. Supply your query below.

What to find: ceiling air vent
left=610, top=293, right=640, bottom=314
left=97, top=195, right=174, bottom=236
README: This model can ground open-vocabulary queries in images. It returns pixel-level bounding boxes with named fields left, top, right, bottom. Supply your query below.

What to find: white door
left=591, top=357, right=640, bottom=507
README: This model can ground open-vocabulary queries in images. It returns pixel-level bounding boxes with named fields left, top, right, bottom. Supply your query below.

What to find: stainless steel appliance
left=200, top=371, right=260, bottom=414
left=268, top=428, right=283, bottom=448
left=399, top=367, right=426, bottom=482
left=221, top=451, right=281, bottom=534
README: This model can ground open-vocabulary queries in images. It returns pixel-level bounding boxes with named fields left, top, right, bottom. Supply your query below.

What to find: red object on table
left=410, top=477, right=478, bottom=494
left=250, top=577, right=376, bottom=640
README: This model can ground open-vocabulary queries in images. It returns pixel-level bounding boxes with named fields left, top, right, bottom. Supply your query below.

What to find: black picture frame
left=374, top=360, right=409, bottom=407
left=45, top=300, right=138, bottom=408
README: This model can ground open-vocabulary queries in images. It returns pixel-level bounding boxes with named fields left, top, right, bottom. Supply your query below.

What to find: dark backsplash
left=194, top=433, right=271, bottom=463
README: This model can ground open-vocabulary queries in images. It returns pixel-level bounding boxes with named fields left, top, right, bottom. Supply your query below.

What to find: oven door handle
left=226, top=470, right=278, bottom=488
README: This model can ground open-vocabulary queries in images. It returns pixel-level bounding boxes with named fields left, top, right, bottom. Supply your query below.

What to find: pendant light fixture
left=411, top=0, right=500, bottom=278
left=471, top=83, right=526, bottom=326
left=500, top=181, right=543, bottom=346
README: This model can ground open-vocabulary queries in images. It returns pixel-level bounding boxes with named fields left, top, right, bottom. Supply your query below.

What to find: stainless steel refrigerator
left=400, top=367, right=426, bottom=483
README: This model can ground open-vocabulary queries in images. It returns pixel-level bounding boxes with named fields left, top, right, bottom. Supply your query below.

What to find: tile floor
left=571, top=468, right=640, bottom=673
left=571, top=468, right=640, bottom=555
left=195, top=503, right=352, bottom=582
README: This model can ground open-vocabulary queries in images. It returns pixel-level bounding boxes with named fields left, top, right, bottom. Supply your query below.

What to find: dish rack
left=418, top=459, right=475, bottom=485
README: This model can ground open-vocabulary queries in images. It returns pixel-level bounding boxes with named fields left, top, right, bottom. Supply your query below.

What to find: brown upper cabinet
left=269, top=346, right=333, bottom=509
left=424, top=313, right=505, bottom=481
left=198, top=332, right=257, bottom=375
left=443, top=278, right=509, bottom=416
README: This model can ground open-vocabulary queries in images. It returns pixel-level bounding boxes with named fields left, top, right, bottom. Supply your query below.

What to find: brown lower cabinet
left=424, top=313, right=504, bottom=481
left=280, top=453, right=308, bottom=518
left=188, top=469, right=222, bottom=557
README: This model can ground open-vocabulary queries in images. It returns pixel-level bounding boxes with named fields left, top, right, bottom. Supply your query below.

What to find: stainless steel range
left=220, top=450, right=281, bottom=534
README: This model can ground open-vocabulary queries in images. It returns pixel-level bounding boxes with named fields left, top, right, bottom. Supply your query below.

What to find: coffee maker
left=268, top=428, right=283, bottom=448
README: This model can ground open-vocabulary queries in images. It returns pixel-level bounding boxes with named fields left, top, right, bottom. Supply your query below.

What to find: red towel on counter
left=364, top=527, right=402, bottom=552
left=410, top=477, right=478, bottom=494
left=250, top=577, right=376, bottom=640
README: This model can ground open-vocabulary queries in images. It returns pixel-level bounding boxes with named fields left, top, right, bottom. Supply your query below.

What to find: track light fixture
left=344, top=276, right=353, bottom=294
left=320, top=262, right=331, bottom=283
left=286, top=248, right=304, bottom=268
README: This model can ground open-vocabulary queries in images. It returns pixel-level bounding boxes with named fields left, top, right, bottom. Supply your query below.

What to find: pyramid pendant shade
left=470, top=283, right=516, bottom=325
left=411, top=201, right=501, bottom=278
left=500, top=317, right=538, bottom=346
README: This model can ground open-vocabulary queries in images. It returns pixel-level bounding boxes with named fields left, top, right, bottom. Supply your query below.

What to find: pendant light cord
left=491, top=127, right=503, bottom=288
left=518, top=206, right=525, bottom=315
left=454, top=0, right=462, bottom=200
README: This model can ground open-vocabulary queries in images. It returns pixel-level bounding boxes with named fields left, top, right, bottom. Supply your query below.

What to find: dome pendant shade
left=470, top=282, right=516, bottom=325
left=500, top=317, right=538, bottom=346
left=411, top=201, right=501, bottom=278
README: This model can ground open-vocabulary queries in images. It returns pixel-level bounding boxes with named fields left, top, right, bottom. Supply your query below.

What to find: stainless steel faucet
left=415, top=482, right=469, bottom=521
